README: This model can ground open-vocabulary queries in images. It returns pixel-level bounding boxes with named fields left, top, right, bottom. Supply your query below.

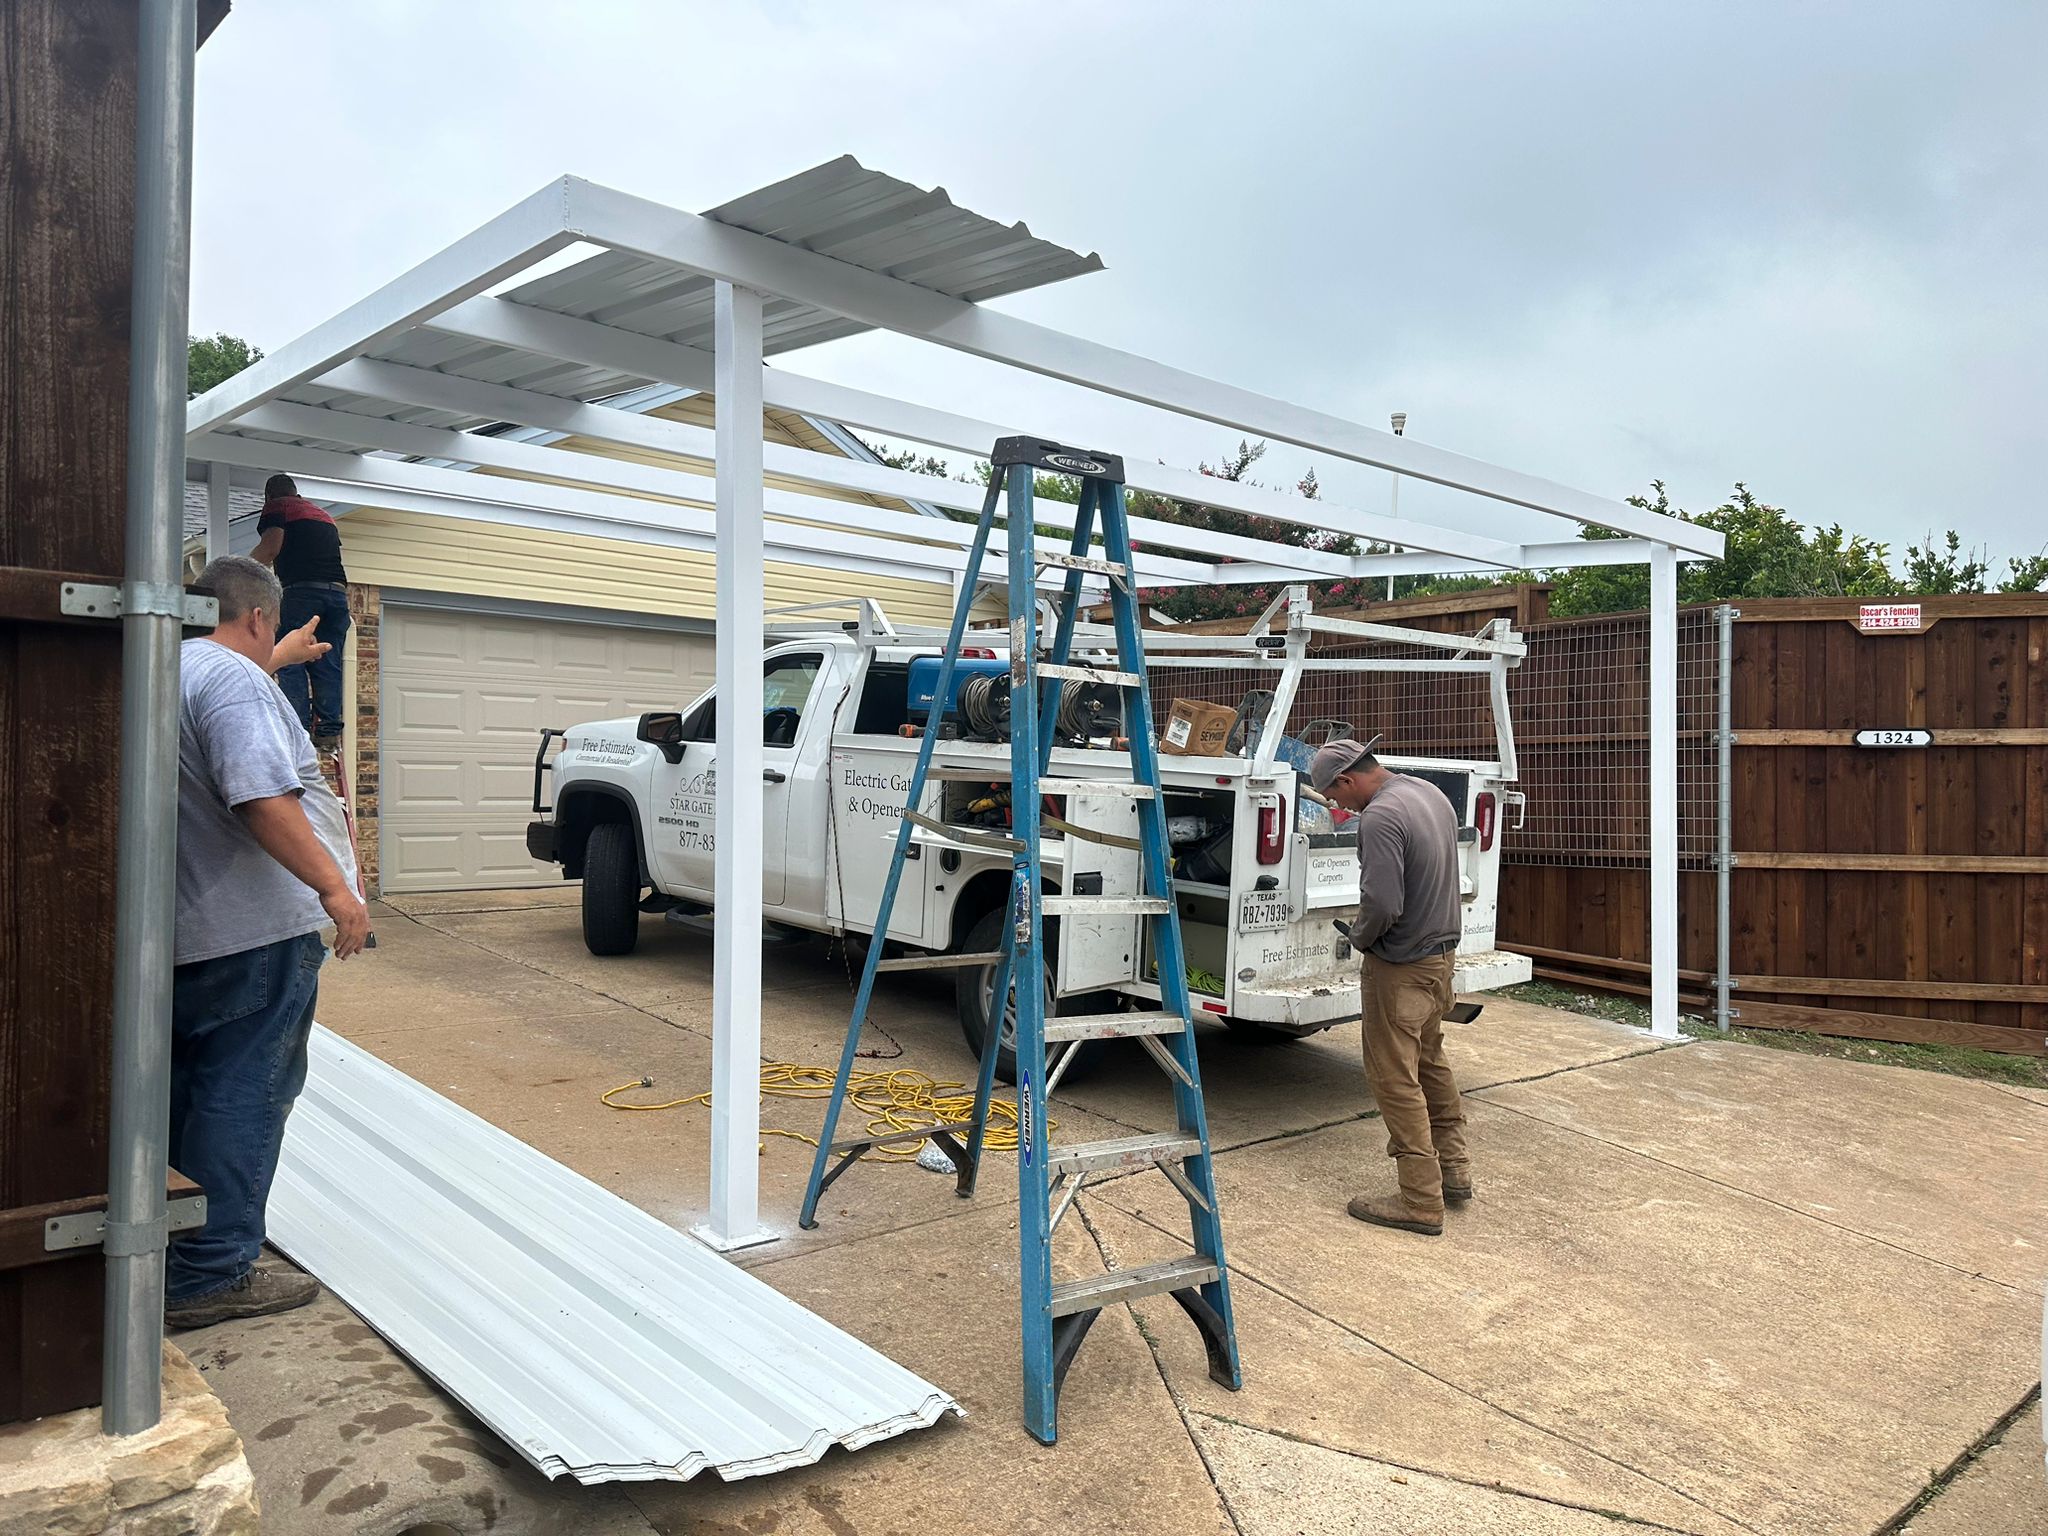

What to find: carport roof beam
left=414, top=295, right=1520, bottom=570
left=304, top=357, right=1357, bottom=578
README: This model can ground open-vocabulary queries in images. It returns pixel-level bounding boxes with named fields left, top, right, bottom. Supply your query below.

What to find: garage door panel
left=387, top=686, right=468, bottom=736
left=475, top=624, right=543, bottom=668
left=381, top=606, right=712, bottom=892
left=389, top=759, right=465, bottom=808
left=475, top=691, right=550, bottom=737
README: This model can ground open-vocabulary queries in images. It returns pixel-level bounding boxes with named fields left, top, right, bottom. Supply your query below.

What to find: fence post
left=1715, top=605, right=1737, bottom=1034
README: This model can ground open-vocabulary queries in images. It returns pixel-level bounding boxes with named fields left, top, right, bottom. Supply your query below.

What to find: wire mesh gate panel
left=1488, top=609, right=1723, bottom=1010
left=1506, top=609, right=1722, bottom=871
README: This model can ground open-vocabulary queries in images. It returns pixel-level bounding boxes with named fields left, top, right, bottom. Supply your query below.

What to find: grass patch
left=1497, top=981, right=2048, bottom=1090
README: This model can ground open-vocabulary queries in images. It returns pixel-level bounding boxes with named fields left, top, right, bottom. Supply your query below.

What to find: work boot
left=164, top=1268, right=321, bottom=1331
left=1346, top=1194, right=1443, bottom=1236
left=1441, top=1164, right=1474, bottom=1205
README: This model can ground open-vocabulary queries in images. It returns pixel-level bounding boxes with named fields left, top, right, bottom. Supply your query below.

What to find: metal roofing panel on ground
left=268, top=1026, right=962, bottom=1484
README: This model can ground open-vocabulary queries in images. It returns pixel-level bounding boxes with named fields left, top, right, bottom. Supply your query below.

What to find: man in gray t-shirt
left=1310, top=737, right=1470, bottom=1238
left=165, top=557, right=371, bottom=1330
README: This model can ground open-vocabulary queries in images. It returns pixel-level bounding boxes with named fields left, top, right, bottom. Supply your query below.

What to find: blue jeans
left=275, top=584, right=351, bottom=736
left=167, top=931, right=326, bottom=1301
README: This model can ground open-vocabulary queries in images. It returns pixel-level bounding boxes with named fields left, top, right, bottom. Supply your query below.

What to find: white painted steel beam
left=1648, top=544, right=1680, bottom=1040
left=314, top=356, right=1337, bottom=579
left=234, top=396, right=1215, bottom=588
left=422, top=297, right=1512, bottom=570
left=187, top=180, right=577, bottom=437
left=205, top=459, right=230, bottom=561
left=186, top=432, right=1048, bottom=590
left=702, top=282, right=773, bottom=1250
left=561, top=178, right=1723, bottom=559
left=1219, top=536, right=1666, bottom=585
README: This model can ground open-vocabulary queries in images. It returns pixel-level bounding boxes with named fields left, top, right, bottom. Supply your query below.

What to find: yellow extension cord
left=600, top=1062, right=1051, bottom=1158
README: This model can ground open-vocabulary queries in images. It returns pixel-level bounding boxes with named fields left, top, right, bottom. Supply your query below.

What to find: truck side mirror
left=636, top=710, right=686, bottom=764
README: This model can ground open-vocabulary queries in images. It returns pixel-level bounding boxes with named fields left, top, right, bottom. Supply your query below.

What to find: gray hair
left=195, top=555, right=282, bottom=625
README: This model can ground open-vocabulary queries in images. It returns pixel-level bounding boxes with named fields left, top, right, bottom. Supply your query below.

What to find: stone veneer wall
left=346, top=584, right=381, bottom=897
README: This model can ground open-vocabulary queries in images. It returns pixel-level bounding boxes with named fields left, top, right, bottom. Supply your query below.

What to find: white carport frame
left=189, top=168, right=1719, bottom=1246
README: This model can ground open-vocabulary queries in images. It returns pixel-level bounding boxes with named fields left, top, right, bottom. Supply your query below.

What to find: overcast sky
left=191, top=1, right=2047, bottom=567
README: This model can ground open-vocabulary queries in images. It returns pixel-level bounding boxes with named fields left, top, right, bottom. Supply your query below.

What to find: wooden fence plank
left=1730, top=998, right=2045, bottom=1055
left=1735, top=853, right=2048, bottom=873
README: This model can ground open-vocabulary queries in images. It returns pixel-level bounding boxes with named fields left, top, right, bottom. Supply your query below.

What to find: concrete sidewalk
left=183, top=894, right=2048, bottom=1535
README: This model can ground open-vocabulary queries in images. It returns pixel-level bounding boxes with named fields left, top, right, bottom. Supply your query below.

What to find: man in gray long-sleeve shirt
left=1309, top=737, right=1468, bottom=1236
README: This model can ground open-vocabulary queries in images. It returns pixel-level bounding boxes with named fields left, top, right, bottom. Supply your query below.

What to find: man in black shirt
left=252, top=474, right=351, bottom=748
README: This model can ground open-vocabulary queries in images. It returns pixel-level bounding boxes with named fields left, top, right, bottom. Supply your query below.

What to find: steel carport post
left=695, top=280, right=775, bottom=1251
left=1648, top=545, right=1681, bottom=1040
left=104, top=0, right=198, bottom=1435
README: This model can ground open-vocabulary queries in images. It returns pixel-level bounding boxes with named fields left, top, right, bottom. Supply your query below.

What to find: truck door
left=648, top=650, right=823, bottom=905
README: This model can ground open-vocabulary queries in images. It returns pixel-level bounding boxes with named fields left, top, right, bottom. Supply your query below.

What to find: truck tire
left=955, top=908, right=1101, bottom=1087
left=581, top=821, right=641, bottom=956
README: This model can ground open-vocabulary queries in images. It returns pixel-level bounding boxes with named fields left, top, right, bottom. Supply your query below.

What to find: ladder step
left=1036, top=551, right=1128, bottom=577
left=1048, top=1132, right=1202, bottom=1177
left=1043, top=779, right=1155, bottom=798
left=1044, top=1010, right=1187, bottom=1043
left=830, top=1121, right=973, bottom=1154
left=904, top=809, right=1025, bottom=854
left=1040, top=662, right=1141, bottom=688
left=1042, top=894, right=1172, bottom=917
left=875, top=949, right=1006, bottom=972
left=1050, top=1256, right=1223, bottom=1317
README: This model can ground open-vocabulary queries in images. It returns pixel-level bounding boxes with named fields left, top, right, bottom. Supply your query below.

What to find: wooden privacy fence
left=1501, top=594, right=2048, bottom=1056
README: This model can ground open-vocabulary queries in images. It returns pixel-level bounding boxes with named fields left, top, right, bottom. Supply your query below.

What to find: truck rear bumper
left=1230, top=948, right=1533, bottom=1037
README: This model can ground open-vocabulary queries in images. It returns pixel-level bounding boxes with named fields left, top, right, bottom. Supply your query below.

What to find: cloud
left=189, top=0, right=2048, bottom=562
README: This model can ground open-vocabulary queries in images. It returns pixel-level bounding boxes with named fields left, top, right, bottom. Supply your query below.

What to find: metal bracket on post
left=46, top=1193, right=206, bottom=1253
left=61, top=581, right=219, bottom=627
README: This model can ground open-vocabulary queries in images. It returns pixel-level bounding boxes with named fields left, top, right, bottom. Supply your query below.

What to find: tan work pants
left=1359, top=950, right=1465, bottom=1214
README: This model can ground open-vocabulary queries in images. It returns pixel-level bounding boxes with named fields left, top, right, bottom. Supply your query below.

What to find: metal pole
left=104, top=0, right=198, bottom=1435
left=1647, top=547, right=1680, bottom=1040
left=1715, top=605, right=1735, bottom=1033
left=695, top=279, right=772, bottom=1251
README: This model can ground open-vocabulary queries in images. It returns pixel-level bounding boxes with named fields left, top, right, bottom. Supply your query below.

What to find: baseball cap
left=1307, top=735, right=1381, bottom=792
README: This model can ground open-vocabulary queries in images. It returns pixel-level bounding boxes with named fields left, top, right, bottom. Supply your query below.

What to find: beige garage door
left=380, top=605, right=715, bottom=892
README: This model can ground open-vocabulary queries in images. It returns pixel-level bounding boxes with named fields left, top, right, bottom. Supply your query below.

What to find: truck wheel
left=955, top=909, right=1100, bottom=1087
left=581, top=821, right=641, bottom=956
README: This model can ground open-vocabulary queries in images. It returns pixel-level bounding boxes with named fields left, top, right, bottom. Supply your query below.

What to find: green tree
left=2001, top=550, right=2048, bottom=593
left=187, top=332, right=262, bottom=397
left=1546, top=483, right=1897, bottom=616
left=1899, top=530, right=1991, bottom=594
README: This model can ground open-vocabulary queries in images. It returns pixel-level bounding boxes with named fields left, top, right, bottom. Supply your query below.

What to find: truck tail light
left=1475, top=791, right=1497, bottom=853
left=1256, top=797, right=1286, bottom=865
left=960, top=646, right=996, bottom=658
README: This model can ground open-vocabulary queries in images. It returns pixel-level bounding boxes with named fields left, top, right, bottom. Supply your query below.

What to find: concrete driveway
left=184, top=891, right=2048, bottom=1535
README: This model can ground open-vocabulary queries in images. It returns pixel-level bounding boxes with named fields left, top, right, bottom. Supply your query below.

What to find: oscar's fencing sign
left=1853, top=728, right=1932, bottom=748
left=1856, top=603, right=1923, bottom=632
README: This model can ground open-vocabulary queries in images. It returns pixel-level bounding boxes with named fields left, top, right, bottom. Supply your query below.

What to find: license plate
left=1237, top=891, right=1297, bottom=932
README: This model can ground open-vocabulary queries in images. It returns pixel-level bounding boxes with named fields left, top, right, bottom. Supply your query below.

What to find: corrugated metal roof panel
left=269, top=1027, right=963, bottom=1484
left=493, top=154, right=1101, bottom=358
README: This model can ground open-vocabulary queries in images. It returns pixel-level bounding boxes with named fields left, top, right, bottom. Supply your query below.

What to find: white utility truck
left=525, top=590, right=1531, bottom=1079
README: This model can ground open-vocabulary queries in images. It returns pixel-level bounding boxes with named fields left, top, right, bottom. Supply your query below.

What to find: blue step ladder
left=798, top=437, right=1241, bottom=1444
